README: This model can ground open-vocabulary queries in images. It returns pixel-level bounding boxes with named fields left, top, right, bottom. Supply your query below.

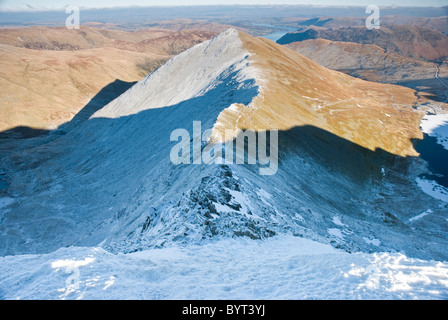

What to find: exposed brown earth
left=0, top=26, right=216, bottom=55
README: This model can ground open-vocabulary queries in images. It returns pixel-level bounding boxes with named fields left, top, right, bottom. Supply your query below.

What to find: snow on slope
left=93, top=28, right=259, bottom=118
left=1, top=28, right=447, bottom=270
left=416, top=113, right=448, bottom=202
left=1, top=235, right=447, bottom=300
left=420, top=113, right=448, bottom=151
left=1, top=28, right=448, bottom=300
left=0, top=28, right=261, bottom=256
left=416, top=177, right=448, bottom=203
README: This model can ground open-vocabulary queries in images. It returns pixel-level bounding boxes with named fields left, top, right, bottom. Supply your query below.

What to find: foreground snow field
left=1, top=235, right=447, bottom=300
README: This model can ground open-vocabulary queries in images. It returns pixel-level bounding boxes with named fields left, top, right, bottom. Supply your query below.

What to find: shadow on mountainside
left=395, top=77, right=448, bottom=103
left=0, top=79, right=136, bottom=140
left=0, top=68, right=447, bottom=260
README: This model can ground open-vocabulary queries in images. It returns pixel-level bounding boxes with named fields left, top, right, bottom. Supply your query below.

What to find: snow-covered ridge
left=93, top=28, right=261, bottom=119
left=0, top=29, right=264, bottom=257
left=1, top=28, right=447, bottom=275
left=1, top=28, right=448, bottom=300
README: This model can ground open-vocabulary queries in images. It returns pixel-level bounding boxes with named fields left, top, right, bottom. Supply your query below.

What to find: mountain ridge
left=1, top=29, right=447, bottom=260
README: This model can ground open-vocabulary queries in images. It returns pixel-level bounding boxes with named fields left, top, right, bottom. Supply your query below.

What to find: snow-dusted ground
left=416, top=177, right=448, bottom=203
left=93, top=28, right=259, bottom=119
left=1, top=235, right=447, bottom=300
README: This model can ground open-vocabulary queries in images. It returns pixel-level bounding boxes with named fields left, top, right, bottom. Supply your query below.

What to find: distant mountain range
left=277, top=25, right=448, bottom=62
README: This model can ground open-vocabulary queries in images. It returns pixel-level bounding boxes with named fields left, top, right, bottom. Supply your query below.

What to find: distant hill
left=0, top=26, right=216, bottom=134
left=277, top=25, right=448, bottom=62
left=290, top=16, right=448, bottom=35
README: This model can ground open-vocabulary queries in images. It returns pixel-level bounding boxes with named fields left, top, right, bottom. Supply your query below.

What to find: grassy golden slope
left=0, top=45, right=150, bottom=131
left=0, top=26, right=216, bottom=132
left=213, top=32, right=423, bottom=157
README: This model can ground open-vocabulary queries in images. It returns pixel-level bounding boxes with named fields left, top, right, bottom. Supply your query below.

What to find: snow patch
left=214, top=203, right=235, bottom=214
left=256, top=188, right=272, bottom=202
left=416, top=177, right=448, bottom=203
left=212, top=188, right=264, bottom=221
left=328, top=228, right=344, bottom=239
left=363, top=237, right=381, bottom=246
left=227, top=103, right=240, bottom=113
left=420, top=114, right=448, bottom=151
left=228, top=188, right=259, bottom=219
left=51, top=257, right=96, bottom=272
left=332, top=216, right=347, bottom=227
left=255, top=188, right=289, bottom=222
left=409, top=209, right=433, bottom=223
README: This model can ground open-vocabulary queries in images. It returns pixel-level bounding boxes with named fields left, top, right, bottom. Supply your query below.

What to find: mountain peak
left=92, top=27, right=257, bottom=120
left=219, top=27, right=240, bottom=36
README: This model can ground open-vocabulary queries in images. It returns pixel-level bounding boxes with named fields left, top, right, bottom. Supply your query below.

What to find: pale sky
left=0, top=0, right=446, bottom=10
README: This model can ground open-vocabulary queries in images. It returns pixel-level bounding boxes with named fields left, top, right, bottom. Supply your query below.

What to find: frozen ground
left=1, top=235, right=447, bottom=300
left=416, top=177, right=448, bottom=203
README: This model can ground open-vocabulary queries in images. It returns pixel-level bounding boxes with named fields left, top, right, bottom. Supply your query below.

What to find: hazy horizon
left=1, top=0, right=447, bottom=11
